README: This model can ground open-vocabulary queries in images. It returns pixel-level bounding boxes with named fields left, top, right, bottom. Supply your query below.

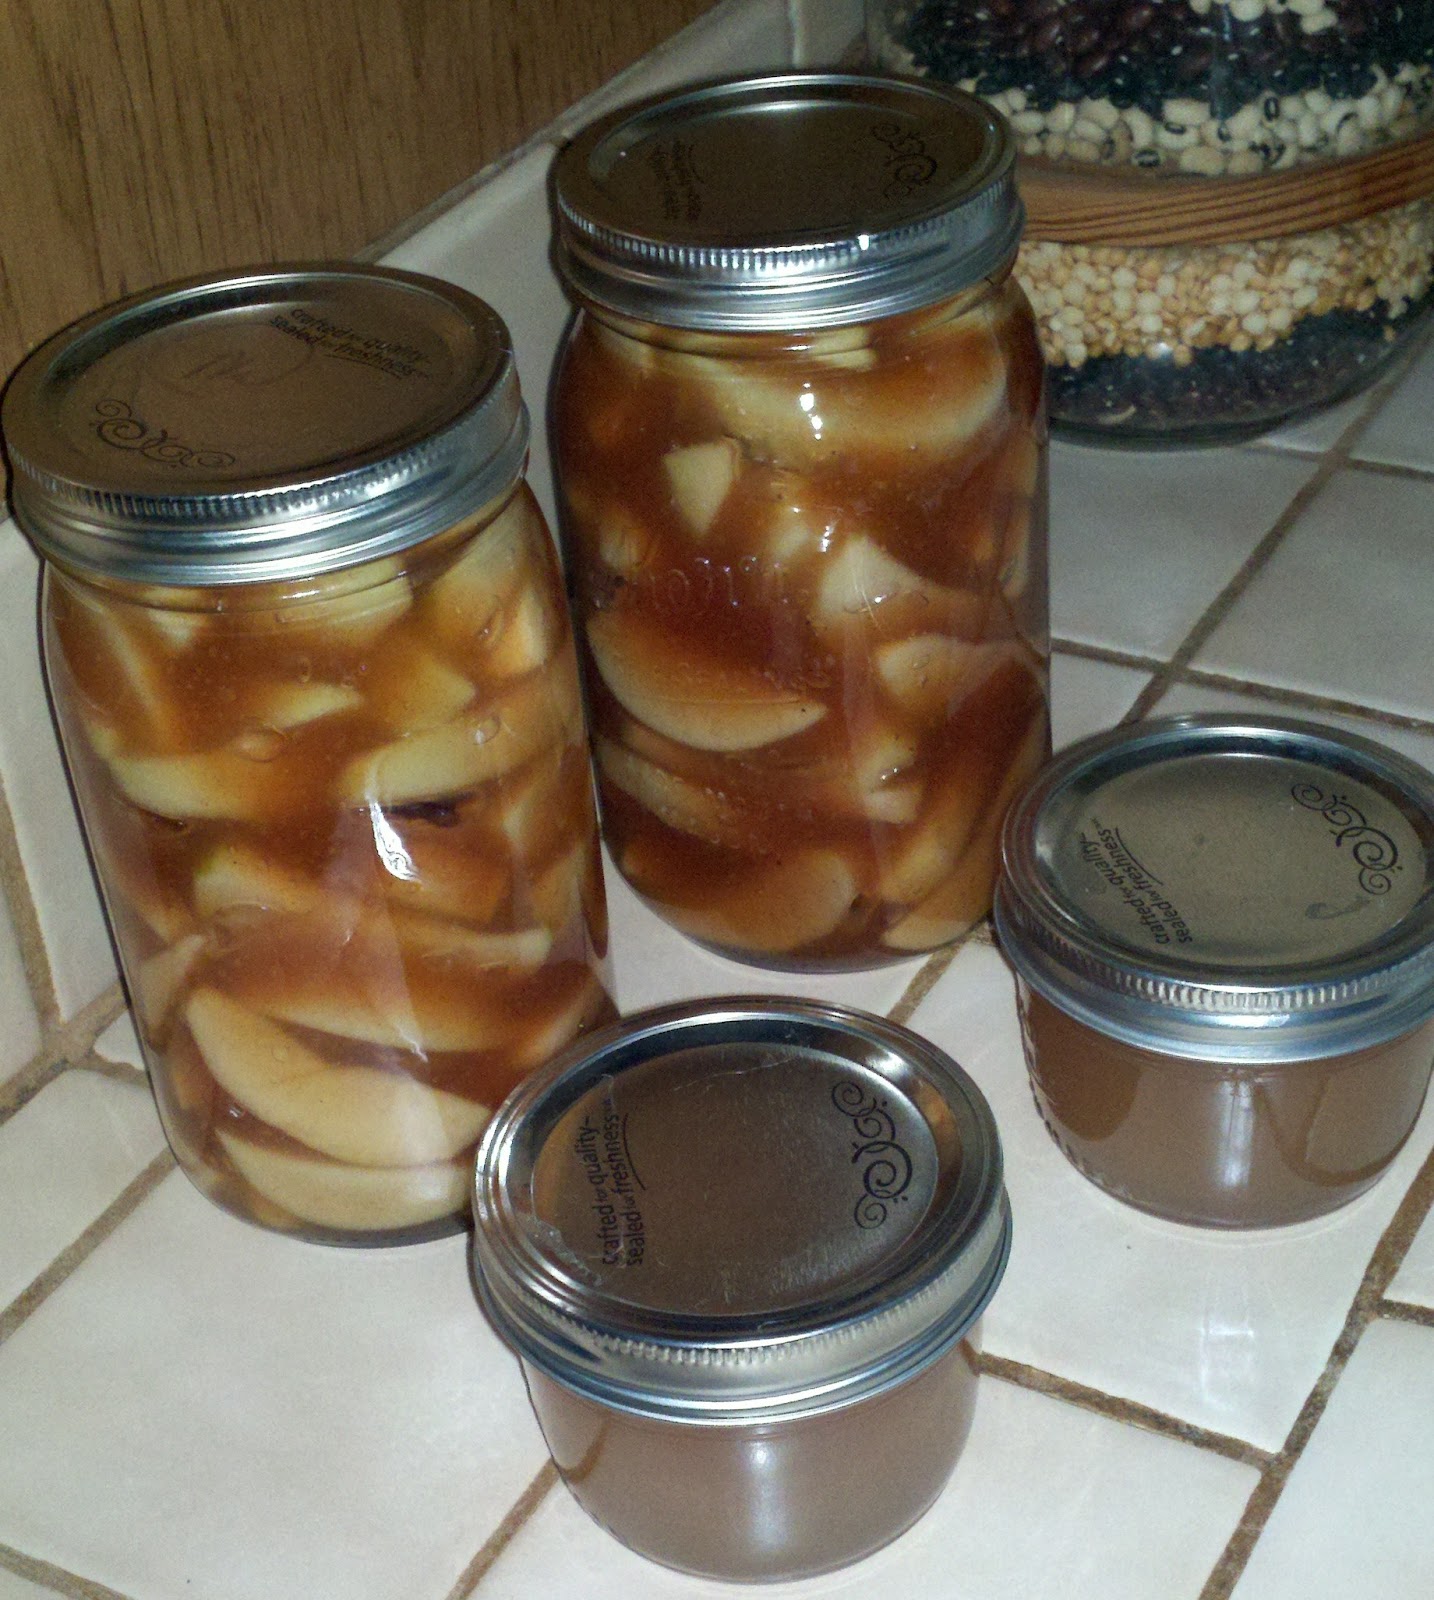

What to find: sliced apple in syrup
left=587, top=608, right=825, bottom=753
left=217, top=1130, right=473, bottom=1232
left=186, top=987, right=489, bottom=1165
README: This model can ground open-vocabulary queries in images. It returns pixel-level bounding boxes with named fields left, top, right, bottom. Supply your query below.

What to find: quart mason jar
left=551, top=73, right=1050, bottom=971
left=3, top=265, right=616, bottom=1245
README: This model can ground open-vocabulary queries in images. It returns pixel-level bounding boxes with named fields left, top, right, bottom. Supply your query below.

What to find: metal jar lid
left=551, top=71, right=1022, bottom=331
left=2, top=263, right=528, bottom=585
left=471, top=996, right=1010, bottom=1423
left=994, top=715, right=1434, bottom=1063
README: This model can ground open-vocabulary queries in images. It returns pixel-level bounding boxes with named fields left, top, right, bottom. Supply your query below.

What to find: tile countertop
left=3, top=5, right=1434, bottom=1599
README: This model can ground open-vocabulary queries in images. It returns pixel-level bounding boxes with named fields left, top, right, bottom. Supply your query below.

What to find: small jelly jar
left=3, top=265, right=616, bottom=1244
left=471, top=996, right=1011, bottom=1582
left=994, top=714, right=1434, bottom=1229
left=550, top=72, right=1050, bottom=970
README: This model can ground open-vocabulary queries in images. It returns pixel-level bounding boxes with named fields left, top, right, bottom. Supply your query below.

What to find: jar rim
left=471, top=996, right=1011, bottom=1421
left=551, top=71, right=1023, bottom=331
left=2, top=263, right=528, bottom=585
left=995, top=714, right=1434, bottom=1062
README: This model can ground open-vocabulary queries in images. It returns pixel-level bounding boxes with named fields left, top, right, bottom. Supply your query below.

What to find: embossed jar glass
left=550, top=72, right=1050, bottom=971
left=3, top=265, right=616, bottom=1244
left=995, top=715, right=1434, bottom=1228
left=472, top=996, right=1011, bottom=1581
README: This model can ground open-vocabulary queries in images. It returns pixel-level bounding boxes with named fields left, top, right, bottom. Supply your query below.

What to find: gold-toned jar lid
left=2, top=263, right=528, bottom=585
left=472, top=997, right=1010, bottom=1422
left=552, top=72, right=1022, bottom=330
left=996, top=715, right=1434, bottom=1061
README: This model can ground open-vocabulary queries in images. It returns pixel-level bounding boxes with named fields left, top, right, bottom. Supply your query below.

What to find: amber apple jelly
left=472, top=997, right=1011, bottom=1581
left=3, top=266, right=616, bottom=1244
left=551, top=73, right=1051, bottom=970
left=995, top=715, right=1434, bottom=1228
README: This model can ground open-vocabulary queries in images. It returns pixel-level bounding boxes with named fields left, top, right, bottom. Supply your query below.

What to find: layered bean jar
left=551, top=73, right=1050, bottom=970
left=3, top=266, right=616, bottom=1244
left=870, top=2, right=1434, bottom=442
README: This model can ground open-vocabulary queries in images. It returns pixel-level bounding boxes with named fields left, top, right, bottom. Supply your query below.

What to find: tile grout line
left=446, top=1459, right=560, bottom=1598
left=0, top=768, right=63, bottom=1033
left=0, top=1542, right=138, bottom=1600
left=1378, top=1298, right=1434, bottom=1329
left=1121, top=347, right=1413, bottom=723
left=0, top=1148, right=174, bottom=1348
left=978, top=1351, right=1273, bottom=1471
left=1197, top=1136, right=1434, bottom=1600
left=0, top=979, right=128, bottom=1125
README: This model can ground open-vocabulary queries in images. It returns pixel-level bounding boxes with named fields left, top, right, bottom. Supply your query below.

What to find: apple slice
left=481, top=582, right=560, bottom=681
left=423, top=492, right=530, bottom=648
left=882, top=712, right=1048, bottom=949
left=389, top=907, right=552, bottom=972
left=101, top=745, right=285, bottom=823
left=814, top=537, right=959, bottom=628
left=336, top=674, right=570, bottom=806
left=701, top=313, right=1005, bottom=466
left=193, top=843, right=326, bottom=919
left=651, top=848, right=859, bottom=955
left=186, top=987, right=489, bottom=1165
left=133, top=932, right=206, bottom=1034
left=247, top=680, right=364, bottom=731
left=587, top=608, right=825, bottom=753
left=263, top=564, right=412, bottom=644
left=598, top=736, right=756, bottom=851
left=217, top=1130, right=472, bottom=1232
left=510, top=969, right=612, bottom=1071
left=363, top=645, right=476, bottom=734
left=876, top=636, right=1011, bottom=721
left=663, top=439, right=740, bottom=538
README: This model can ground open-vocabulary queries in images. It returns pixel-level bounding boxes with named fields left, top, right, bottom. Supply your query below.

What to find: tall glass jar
left=3, top=265, right=616, bottom=1245
left=551, top=73, right=1050, bottom=971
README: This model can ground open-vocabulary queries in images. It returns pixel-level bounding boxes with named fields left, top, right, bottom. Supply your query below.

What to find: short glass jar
left=994, top=715, right=1434, bottom=1228
left=472, top=996, right=1011, bottom=1582
left=550, top=72, right=1050, bottom=970
left=869, top=2, right=1434, bottom=443
left=3, top=265, right=616, bottom=1244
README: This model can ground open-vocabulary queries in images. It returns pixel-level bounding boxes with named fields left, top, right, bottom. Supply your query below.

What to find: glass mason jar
left=869, top=2, right=1434, bottom=443
left=551, top=73, right=1051, bottom=971
left=3, top=265, right=616, bottom=1245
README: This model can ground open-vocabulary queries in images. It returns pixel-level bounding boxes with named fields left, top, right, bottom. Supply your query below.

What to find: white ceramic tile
left=92, top=1010, right=145, bottom=1071
left=604, top=859, right=925, bottom=1019
left=382, top=144, right=569, bottom=530
left=0, top=1070, right=165, bottom=1310
left=1047, top=443, right=1316, bottom=660
left=1049, top=651, right=1150, bottom=752
left=1386, top=1205, right=1434, bottom=1310
left=1349, top=332, right=1434, bottom=471
left=0, top=1566, right=65, bottom=1600
left=907, top=941, right=1434, bottom=1451
left=0, top=886, right=40, bottom=1092
left=789, top=0, right=864, bottom=63
left=0, top=1171, right=547, bottom=1600
left=1230, top=1319, right=1434, bottom=1599
left=0, top=527, right=117, bottom=1020
left=1190, top=467, right=1434, bottom=726
left=479, top=1372, right=1256, bottom=1599
left=1152, top=680, right=1434, bottom=777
